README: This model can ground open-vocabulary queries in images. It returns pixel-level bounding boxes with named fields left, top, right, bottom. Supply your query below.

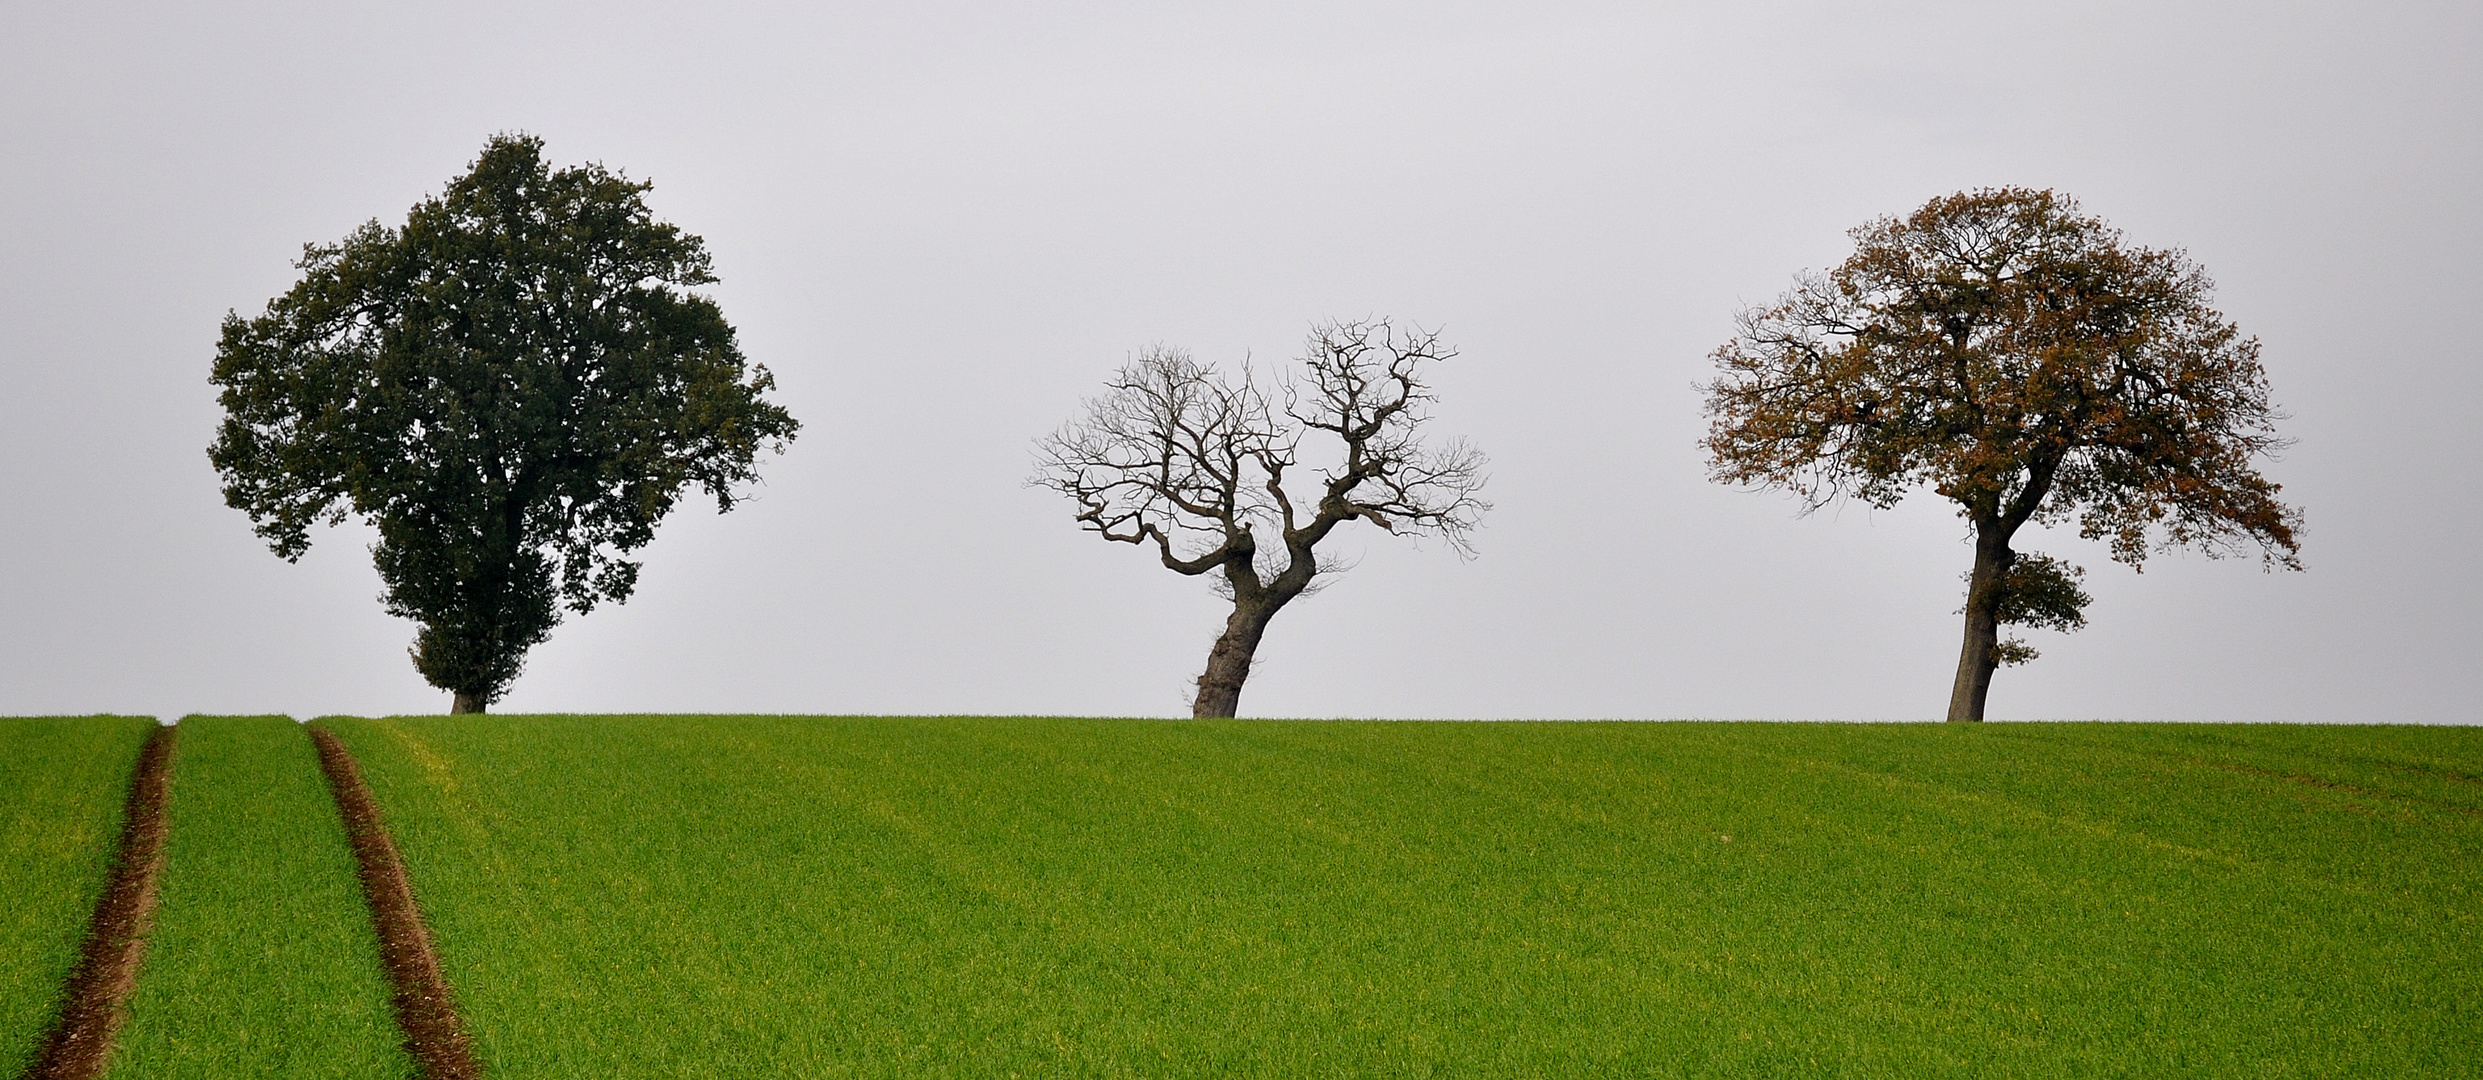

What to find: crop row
left=1, top=717, right=409, bottom=1080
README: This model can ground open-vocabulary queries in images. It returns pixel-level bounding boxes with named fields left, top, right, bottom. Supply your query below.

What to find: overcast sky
left=3, top=1, right=2475, bottom=722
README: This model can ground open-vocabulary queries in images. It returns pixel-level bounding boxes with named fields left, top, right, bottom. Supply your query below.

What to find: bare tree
left=1034, top=319, right=1489, bottom=718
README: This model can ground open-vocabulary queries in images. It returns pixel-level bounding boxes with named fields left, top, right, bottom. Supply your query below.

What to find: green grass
left=318, top=716, right=2483, bottom=1078
left=108, top=716, right=411, bottom=1079
left=0, top=715, right=158, bottom=1077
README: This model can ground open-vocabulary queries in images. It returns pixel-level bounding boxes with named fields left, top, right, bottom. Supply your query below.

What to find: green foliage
left=1992, top=553, right=2090, bottom=632
left=109, top=717, right=410, bottom=1079
left=1980, top=553, right=2092, bottom=666
left=209, top=134, right=798, bottom=707
left=0, top=717, right=157, bottom=1078
left=325, top=716, right=2481, bottom=1078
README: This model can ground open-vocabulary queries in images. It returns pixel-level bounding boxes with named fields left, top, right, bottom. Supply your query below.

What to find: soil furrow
left=310, top=728, right=481, bottom=1080
left=23, top=722, right=177, bottom=1080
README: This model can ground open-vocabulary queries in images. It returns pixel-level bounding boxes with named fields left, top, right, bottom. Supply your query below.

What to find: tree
left=209, top=134, right=799, bottom=713
left=1034, top=320, right=1489, bottom=718
left=1700, top=188, right=2301, bottom=722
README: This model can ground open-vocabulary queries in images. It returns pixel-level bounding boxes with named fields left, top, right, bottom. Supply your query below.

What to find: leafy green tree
left=1701, top=188, right=2301, bottom=721
left=210, top=135, right=798, bottom=713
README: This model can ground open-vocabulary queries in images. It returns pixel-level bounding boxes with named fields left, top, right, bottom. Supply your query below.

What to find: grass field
left=0, top=715, right=157, bottom=1078
left=319, top=716, right=2483, bottom=1078
left=108, top=717, right=411, bottom=1079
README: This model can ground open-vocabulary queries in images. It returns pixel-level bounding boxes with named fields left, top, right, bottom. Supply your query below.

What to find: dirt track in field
left=24, top=723, right=176, bottom=1080
left=311, top=728, right=481, bottom=1080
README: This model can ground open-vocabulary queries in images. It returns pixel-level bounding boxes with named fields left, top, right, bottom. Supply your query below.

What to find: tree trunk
left=451, top=691, right=487, bottom=715
left=1946, top=529, right=2014, bottom=722
left=1193, top=601, right=1278, bottom=719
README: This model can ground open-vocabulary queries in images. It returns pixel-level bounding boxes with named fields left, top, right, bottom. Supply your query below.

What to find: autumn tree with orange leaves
left=1701, top=189, right=2302, bottom=722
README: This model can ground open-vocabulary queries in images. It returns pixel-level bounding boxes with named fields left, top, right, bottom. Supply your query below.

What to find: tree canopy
left=1701, top=188, right=2300, bottom=720
left=209, top=134, right=798, bottom=712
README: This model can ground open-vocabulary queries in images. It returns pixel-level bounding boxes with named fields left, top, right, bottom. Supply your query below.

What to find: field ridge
left=311, top=728, right=478, bottom=1080
left=24, top=723, right=174, bottom=1080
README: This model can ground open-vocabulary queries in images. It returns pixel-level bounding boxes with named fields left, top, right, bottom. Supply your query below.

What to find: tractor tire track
left=310, top=728, right=481, bottom=1080
left=23, top=722, right=176, bottom=1080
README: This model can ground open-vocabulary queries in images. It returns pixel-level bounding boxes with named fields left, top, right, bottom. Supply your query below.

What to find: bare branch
left=1032, top=321, right=1492, bottom=718
left=1283, top=319, right=1493, bottom=560
left=1031, top=346, right=1288, bottom=578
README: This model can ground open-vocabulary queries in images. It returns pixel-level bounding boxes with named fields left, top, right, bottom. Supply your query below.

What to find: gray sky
left=3, top=1, right=2476, bottom=722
